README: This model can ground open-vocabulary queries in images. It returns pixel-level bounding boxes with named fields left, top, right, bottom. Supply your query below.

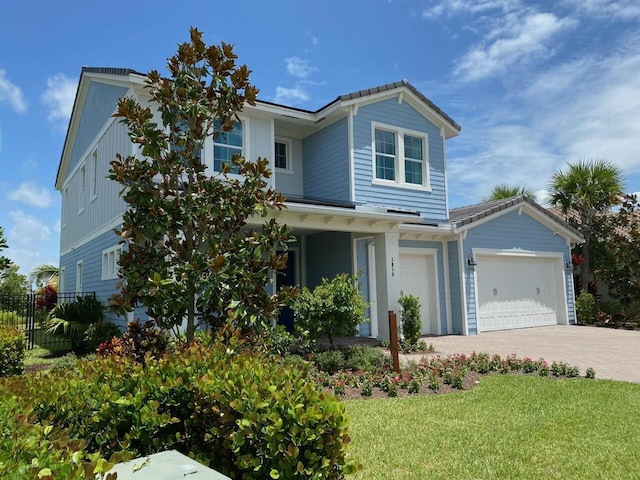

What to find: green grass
left=24, top=330, right=72, bottom=367
left=346, top=375, right=640, bottom=480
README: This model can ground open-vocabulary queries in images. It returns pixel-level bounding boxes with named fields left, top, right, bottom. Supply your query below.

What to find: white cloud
left=0, top=70, right=27, bottom=113
left=273, top=85, right=310, bottom=104
left=423, top=0, right=520, bottom=19
left=454, top=12, right=578, bottom=81
left=41, top=73, right=77, bottom=127
left=7, top=211, right=52, bottom=249
left=8, top=182, right=54, bottom=208
left=285, top=57, right=318, bottom=79
left=563, top=0, right=640, bottom=20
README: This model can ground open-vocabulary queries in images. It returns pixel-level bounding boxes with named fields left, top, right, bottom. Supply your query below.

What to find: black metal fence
left=0, top=292, right=95, bottom=350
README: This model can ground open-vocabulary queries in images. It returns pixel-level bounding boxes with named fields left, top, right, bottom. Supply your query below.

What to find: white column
left=373, top=232, right=401, bottom=341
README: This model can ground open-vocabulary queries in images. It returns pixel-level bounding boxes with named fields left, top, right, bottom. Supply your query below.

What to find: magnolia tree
left=109, top=28, right=295, bottom=343
left=0, top=227, right=10, bottom=272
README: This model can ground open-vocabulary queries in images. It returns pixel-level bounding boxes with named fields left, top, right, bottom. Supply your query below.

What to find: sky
left=1, top=0, right=639, bottom=277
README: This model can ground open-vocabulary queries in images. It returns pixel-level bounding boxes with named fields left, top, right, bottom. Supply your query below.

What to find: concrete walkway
left=403, top=325, right=640, bottom=383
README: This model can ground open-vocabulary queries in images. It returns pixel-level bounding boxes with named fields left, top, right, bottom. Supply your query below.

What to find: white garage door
left=399, top=251, right=438, bottom=335
left=476, top=255, right=562, bottom=332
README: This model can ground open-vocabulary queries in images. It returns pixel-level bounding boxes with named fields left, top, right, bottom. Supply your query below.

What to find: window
left=76, top=261, right=83, bottom=292
left=101, top=246, right=122, bottom=280
left=372, top=123, right=429, bottom=189
left=274, top=137, right=293, bottom=172
left=79, top=164, right=86, bottom=214
left=213, top=120, right=243, bottom=173
left=90, top=149, right=98, bottom=201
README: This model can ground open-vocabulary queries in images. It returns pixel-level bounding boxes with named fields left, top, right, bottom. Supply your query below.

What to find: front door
left=276, top=250, right=296, bottom=332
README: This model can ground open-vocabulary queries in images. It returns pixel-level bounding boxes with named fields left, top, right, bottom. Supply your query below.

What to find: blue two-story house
left=55, top=67, right=582, bottom=338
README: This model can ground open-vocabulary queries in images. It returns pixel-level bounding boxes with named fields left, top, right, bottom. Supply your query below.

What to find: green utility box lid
left=108, top=450, right=231, bottom=480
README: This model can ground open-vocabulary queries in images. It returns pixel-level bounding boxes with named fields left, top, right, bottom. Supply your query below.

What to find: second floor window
left=372, top=123, right=429, bottom=189
left=214, top=120, right=243, bottom=173
left=101, top=246, right=122, bottom=280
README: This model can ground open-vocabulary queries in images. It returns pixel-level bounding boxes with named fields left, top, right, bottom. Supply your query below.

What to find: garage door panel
left=476, top=255, right=560, bottom=332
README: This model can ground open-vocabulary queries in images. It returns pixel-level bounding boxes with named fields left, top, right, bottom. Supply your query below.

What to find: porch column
left=373, top=232, right=401, bottom=341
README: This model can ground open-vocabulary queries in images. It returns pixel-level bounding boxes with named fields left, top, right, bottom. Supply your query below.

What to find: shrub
left=0, top=325, right=25, bottom=376
left=46, top=295, right=105, bottom=353
left=83, top=321, right=122, bottom=353
left=97, top=320, right=169, bottom=363
left=398, top=294, right=422, bottom=345
left=575, top=292, right=597, bottom=324
left=315, top=349, right=346, bottom=374
left=0, top=310, right=25, bottom=326
left=0, top=336, right=358, bottom=479
left=343, top=345, right=388, bottom=372
left=293, top=273, right=367, bottom=348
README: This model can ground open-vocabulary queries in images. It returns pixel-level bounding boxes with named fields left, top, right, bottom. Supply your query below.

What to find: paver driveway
left=409, top=325, right=640, bottom=383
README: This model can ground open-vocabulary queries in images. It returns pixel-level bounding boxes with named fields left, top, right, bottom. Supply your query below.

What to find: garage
left=399, top=248, right=439, bottom=335
left=475, top=254, right=566, bottom=332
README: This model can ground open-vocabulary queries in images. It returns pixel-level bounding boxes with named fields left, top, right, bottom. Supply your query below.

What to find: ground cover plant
left=346, top=375, right=640, bottom=479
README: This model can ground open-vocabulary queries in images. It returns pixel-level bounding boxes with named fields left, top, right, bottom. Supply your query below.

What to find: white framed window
left=75, top=260, right=83, bottom=292
left=274, top=137, right=293, bottom=173
left=101, top=246, right=122, bottom=280
left=90, top=149, right=98, bottom=202
left=213, top=119, right=244, bottom=173
left=78, top=163, right=86, bottom=214
left=371, top=122, right=430, bottom=190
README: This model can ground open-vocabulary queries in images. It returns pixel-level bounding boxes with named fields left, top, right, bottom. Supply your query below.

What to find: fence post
left=25, top=293, right=36, bottom=349
left=388, top=310, right=400, bottom=373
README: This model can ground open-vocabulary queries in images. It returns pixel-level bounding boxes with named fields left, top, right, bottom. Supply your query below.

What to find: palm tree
left=484, top=184, right=536, bottom=202
left=29, top=264, right=59, bottom=289
left=548, top=159, right=624, bottom=293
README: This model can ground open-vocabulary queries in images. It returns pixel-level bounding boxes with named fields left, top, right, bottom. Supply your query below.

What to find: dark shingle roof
left=81, top=66, right=145, bottom=76
left=450, top=195, right=581, bottom=239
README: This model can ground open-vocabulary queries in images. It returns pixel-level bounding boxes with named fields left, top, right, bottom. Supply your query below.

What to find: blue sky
left=1, top=0, right=639, bottom=277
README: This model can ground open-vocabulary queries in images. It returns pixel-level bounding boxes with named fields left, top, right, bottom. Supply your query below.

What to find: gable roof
left=450, top=195, right=583, bottom=242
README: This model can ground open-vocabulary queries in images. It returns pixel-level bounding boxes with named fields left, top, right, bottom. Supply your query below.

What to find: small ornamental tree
left=293, top=273, right=367, bottom=348
left=108, top=28, right=295, bottom=343
left=398, top=294, right=422, bottom=345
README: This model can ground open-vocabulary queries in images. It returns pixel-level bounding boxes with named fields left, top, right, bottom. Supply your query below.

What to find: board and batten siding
left=352, top=98, right=447, bottom=221
left=398, top=240, right=448, bottom=333
left=447, top=240, right=464, bottom=335
left=274, top=137, right=304, bottom=197
left=59, top=228, right=127, bottom=327
left=462, top=210, right=576, bottom=334
left=305, top=232, right=352, bottom=289
left=68, top=82, right=129, bottom=174
left=302, top=118, right=350, bottom=202
left=60, top=119, right=130, bottom=252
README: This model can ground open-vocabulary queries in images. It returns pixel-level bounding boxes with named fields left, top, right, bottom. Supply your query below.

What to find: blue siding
left=353, top=98, right=447, bottom=221
left=448, top=240, right=463, bottom=335
left=463, top=210, right=576, bottom=333
left=305, top=232, right=352, bottom=289
left=69, top=82, right=129, bottom=173
left=399, top=240, right=448, bottom=333
left=59, top=228, right=130, bottom=327
left=302, top=118, right=350, bottom=202
left=355, top=238, right=371, bottom=337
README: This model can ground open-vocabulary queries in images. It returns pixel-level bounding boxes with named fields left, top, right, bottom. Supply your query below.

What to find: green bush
left=343, top=345, right=389, bottom=372
left=0, top=310, right=26, bottom=326
left=46, top=295, right=105, bottom=353
left=575, top=292, right=597, bottom=324
left=0, top=333, right=358, bottom=479
left=398, top=294, right=422, bottom=345
left=83, top=321, right=122, bottom=353
left=293, top=273, right=367, bottom=348
left=97, top=320, right=169, bottom=363
left=0, top=325, right=25, bottom=377
left=314, top=349, right=346, bottom=374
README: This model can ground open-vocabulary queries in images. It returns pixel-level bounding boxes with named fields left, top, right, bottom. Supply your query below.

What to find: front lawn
left=347, top=375, right=640, bottom=479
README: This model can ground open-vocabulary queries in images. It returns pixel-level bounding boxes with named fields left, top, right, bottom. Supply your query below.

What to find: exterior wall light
left=467, top=256, right=477, bottom=269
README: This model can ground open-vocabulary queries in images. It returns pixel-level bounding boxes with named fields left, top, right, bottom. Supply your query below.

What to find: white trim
left=61, top=215, right=123, bottom=257
left=348, top=106, right=355, bottom=202
left=458, top=235, right=469, bottom=336
left=442, top=240, right=452, bottom=334
left=90, top=148, right=98, bottom=203
left=62, top=186, right=69, bottom=230
left=274, top=136, right=294, bottom=174
left=371, top=121, right=431, bottom=191
left=399, top=247, right=441, bottom=336
left=441, top=128, right=449, bottom=219
left=368, top=241, right=378, bottom=338
left=472, top=248, right=564, bottom=259
left=78, top=163, right=86, bottom=215
left=101, top=245, right=123, bottom=280
left=59, top=266, right=66, bottom=293
left=209, top=114, right=250, bottom=177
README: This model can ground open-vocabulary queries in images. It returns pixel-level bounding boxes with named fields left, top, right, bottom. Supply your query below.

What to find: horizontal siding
left=398, top=240, right=448, bottom=333
left=353, top=98, right=447, bottom=221
left=302, top=118, right=350, bottom=202
left=355, top=237, right=371, bottom=337
left=305, top=232, right=352, bottom=289
left=448, top=240, right=463, bottom=335
left=463, top=210, right=576, bottom=332
left=69, top=82, right=129, bottom=173
left=59, top=228, right=129, bottom=327
left=61, top=119, right=130, bottom=251
left=274, top=137, right=304, bottom=197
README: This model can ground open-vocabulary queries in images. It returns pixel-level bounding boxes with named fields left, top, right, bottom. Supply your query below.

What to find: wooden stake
left=388, top=310, right=400, bottom=373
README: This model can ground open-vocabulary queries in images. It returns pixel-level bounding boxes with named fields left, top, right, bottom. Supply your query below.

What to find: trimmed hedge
left=0, top=325, right=25, bottom=377
left=0, top=336, right=357, bottom=479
